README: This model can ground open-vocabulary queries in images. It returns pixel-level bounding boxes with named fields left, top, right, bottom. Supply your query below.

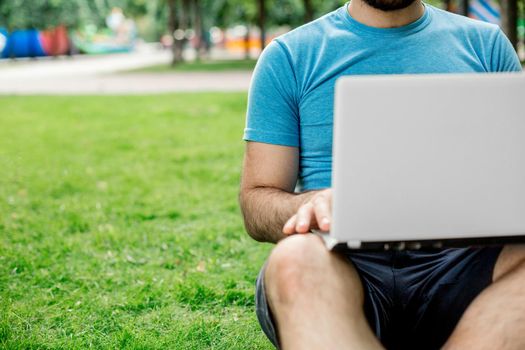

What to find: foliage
left=0, top=94, right=273, bottom=349
left=210, top=0, right=346, bottom=29
left=0, top=0, right=348, bottom=33
left=0, top=0, right=77, bottom=30
left=0, top=0, right=148, bottom=30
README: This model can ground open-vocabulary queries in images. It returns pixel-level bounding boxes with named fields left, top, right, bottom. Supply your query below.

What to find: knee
left=265, top=234, right=363, bottom=305
left=265, top=234, right=325, bottom=296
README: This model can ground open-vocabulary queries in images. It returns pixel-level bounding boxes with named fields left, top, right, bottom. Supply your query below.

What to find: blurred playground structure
left=0, top=7, right=136, bottom=58
left=0, top=23, right=285, bottom=61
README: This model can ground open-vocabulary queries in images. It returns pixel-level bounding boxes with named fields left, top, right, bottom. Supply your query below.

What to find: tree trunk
left=303, top=0, right=314, bottom=23
left=444, top=0, right=453, bottom=12
left=257, top=0, right=266, bottom=50
left=181, top=0, right=191, bottom=29
left=501, top=0, right=518, bottom=49
left=457, top=0, right=469, bottom=16
left=177, top=0, right=191, bottom=61
left=244, top=26, right=251, bottom=60
left=167, top=0, right=181, bottom=66
left=193, top=0, right=204, bottom=61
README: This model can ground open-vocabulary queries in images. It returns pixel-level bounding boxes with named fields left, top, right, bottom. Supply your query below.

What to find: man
left=239, top=0, right=524, bottom=348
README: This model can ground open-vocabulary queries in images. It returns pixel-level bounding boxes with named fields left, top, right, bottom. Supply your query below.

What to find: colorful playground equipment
left=0, top=25, right=135, bottom=59
left=0, top=26, right=70, bottom=58
left=0, top=8, right=135, bottom=59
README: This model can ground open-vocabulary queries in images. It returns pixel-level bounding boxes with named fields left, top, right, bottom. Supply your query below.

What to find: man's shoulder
left=272, top=7, right=344, bottom=56
left=428, top=5, right=499, bottom=37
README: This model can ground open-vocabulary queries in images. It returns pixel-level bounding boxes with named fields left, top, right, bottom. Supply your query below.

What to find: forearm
left=240, top=187, right=318, bottom=243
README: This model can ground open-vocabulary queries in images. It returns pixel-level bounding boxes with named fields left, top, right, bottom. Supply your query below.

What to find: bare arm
left=239, top=142, right=332, bottom=243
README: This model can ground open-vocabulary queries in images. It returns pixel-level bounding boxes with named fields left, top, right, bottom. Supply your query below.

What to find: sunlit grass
left=0, top=94, right=272, bottom=349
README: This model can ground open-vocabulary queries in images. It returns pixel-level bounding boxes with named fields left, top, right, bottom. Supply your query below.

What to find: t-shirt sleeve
left=490, top=29, right=522, bottom=72
left=244, top=40, right=300, bottom=147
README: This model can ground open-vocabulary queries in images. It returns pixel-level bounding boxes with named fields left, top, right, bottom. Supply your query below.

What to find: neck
left=348, top=0, right=424, bottom=28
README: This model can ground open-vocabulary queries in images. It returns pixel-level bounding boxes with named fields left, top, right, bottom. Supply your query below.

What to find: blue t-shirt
left=244, top=3, right=522, bottom=191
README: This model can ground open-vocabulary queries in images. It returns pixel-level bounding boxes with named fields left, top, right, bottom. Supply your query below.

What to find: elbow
left=240, top=213, right=264, bottom=242
left=244, top=222, right=267, bottom=243
left=238, top=189, right=267, bottom=242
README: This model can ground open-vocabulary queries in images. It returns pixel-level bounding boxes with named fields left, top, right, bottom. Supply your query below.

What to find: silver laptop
left=320, top=73, right=525, bottom=250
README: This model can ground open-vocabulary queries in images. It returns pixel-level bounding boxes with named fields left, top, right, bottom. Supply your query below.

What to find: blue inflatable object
left=0, top=28, right=8, bottom=58
left=1, top=29, right=46, bottom=58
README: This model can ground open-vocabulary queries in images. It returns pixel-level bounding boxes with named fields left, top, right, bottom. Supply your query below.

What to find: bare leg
left=444, top=245, right=525, bottom=350
left=264, top=234, right=383, bottom=350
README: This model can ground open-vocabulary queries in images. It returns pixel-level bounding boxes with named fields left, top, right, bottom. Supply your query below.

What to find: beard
left=361, top=0, right=417, bottom=11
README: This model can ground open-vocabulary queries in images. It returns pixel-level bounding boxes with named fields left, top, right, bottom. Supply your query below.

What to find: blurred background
left=0, top=0, right=523, bottom=76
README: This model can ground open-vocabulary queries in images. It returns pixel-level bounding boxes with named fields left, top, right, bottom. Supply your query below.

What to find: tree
left=501, top=0, right=518, bottom=49
left=166, top=0, right=181, bottom=64
left=303, top=0, right=314, bottom=22
left=257, top=0, right=267, bottom=50
left=193, top=0, right=205, bottom=60
left=0, top=0, right=148, bottom=31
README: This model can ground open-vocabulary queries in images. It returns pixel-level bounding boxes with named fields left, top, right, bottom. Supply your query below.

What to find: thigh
left=493, top=244, right=525, bottom=282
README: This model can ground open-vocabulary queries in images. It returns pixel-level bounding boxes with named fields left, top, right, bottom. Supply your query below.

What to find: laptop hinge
left=311, top=230, right=353, bottom=250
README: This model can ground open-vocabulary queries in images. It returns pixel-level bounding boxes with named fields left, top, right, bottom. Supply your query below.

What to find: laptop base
left=314, top=231, right=525, bottom=251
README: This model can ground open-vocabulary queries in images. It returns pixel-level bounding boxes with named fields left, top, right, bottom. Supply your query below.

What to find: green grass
left=125, top=59, right=257, bottom=73
left=0, top=94, right=273, bottom=349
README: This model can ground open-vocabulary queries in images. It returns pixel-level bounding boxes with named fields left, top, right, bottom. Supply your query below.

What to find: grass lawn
left=124, top=59, right=257, bottom=74
left=0, top=94, right=273, bottom=349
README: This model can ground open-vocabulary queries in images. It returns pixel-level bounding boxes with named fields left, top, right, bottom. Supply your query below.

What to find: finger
left=313, top=197, right=331, bottom=232
left=283, top=214, right=298, bottom=235
left=295, top=203, right=315, bottom=233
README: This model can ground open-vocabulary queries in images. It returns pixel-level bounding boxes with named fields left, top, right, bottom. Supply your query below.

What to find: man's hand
left=283, top=189, right=332, bottom=235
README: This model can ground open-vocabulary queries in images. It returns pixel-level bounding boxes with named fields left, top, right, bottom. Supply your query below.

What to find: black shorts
left=255, top=246, right=502, bottom=350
